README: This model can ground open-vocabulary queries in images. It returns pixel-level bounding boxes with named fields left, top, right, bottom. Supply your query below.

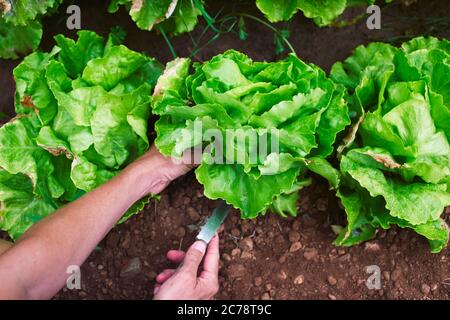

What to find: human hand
left=153, top=234, right=220, bottom=300
left=126, top=145, right=194, bottom=195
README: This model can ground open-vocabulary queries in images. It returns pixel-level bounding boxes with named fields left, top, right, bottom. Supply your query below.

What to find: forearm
left=0, top=160, right=165, bottom=299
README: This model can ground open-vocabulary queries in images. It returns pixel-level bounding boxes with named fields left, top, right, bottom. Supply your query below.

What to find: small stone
left=288, top=231, right=301, bottom=243
left=391, top=268, right=402, bottom=281
left=222, top=253, right=232, bottom=262
left=327, top=275, right=337, bottom=286
left=227, top=264, right=246, bottom=279
left=261, top=292, right=271, bottom=300
left=289, top=242, right=302, bottom=253
left=278, top=255, right=287, bottom=264
left=277, top=270, right=288, bottom=281
left=294, top=275, right=304, bottom=285
left=303, top=248, right=318, bottom=261
left=231, top=248, right=241, bottom=257
left=97, top=264, right=104, bottom=271
left=120, top=257, right=142, bottom=278
left=328, top=294, right=337, bottom=300
left=254, top=277, right=263, bottom=287
left=338, top=253, right=351, bottom=262
left=421, top=284, right=431, bottom=295
left=431, top=283, right=438, bottom=291
left=265, top=283, right=272, bottom=291
left=78, top=291, right=87, bottom=298
left=231, top=228, right=240, bottom=237
left=187, top=207, right=200, bottom=221
left=240, top=238, right=254, bottom=251
left=382, top=271, right=391, bottom=282
left=240, top=251, right=254, bottom=260
left=364, top=241, right=381, bottom=252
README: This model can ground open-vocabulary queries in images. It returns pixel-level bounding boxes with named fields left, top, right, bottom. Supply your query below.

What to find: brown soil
left=1, top=0, right=449, bottom=300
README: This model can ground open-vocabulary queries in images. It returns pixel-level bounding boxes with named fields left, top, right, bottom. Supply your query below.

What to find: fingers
left=156, top=269, right=176, bottom=284
left=201, top=234, right=220, bottom=278
left=167, top=250, right=186, bottom=263
left=180, top=241, right=207, bottom=275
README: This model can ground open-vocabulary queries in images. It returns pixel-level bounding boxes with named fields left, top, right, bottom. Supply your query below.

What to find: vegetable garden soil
left=1, top=0, right=449, bottom=300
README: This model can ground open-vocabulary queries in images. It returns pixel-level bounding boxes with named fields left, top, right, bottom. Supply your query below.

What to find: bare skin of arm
left=0, top=146, right=192, bottom=300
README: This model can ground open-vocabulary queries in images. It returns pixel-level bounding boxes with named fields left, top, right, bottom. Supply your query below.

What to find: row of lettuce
left=0, top=30, right=448, bottom=253
left=1, top=0, right=390, bottom=59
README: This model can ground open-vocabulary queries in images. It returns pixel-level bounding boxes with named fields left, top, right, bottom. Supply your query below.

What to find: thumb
left=180, top=241, right=207, bottom=275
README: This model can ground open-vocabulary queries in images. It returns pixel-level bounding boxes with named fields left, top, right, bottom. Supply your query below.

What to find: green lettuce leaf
left=108, top=0, right=203, bottom=36
left=0, top=30, right=162, bottom=240
left=152, top=50, right=350, bottom=218
left=331, top=36, right=450, bottom=252
left=0, top=0, right=63, bottom=59
left=256, top=0, right=383, bottom=26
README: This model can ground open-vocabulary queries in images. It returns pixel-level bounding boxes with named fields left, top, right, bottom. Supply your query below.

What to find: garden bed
left=1, top=0, right=449, bottom=300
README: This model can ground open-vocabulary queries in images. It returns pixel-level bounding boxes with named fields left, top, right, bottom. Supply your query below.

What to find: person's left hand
left=153, top=234, right=220, bottom=300
left=126, top=145, right=195, bottom=195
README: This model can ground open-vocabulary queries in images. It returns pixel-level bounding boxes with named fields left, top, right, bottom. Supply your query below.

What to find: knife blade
left=196, top=201, right=231, bottom=244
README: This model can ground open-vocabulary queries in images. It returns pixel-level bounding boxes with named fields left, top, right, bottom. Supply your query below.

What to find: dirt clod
left=227, top=264, right=246, bottom=279
left=240, top=238, right=254, bottom=251
left=294, top=275, right=304, bottom=285
left=421, top=284, right=431, bottom=295
left=261, top=292, right=270, bottom=300
left=120, top=258, right=142, bottom=278
left=303, top=248, right=318, bottom=261
left=289, top=242, right=302, bottom=253
left=254, top=277, right=263, bottom=287
left=277, top=270, right=288, bottom=281
left=288, top=231, right=301, bottom=243
left=187, top=207, right=200, bottom=221
left=327, top=276, right=338, bottom=286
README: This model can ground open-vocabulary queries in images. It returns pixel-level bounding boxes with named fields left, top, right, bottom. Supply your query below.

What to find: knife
left=196, top=200, right=231, bottom=244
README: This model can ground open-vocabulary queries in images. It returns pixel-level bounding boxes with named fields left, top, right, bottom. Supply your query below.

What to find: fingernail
left=192, top=241, right=207, bottom=254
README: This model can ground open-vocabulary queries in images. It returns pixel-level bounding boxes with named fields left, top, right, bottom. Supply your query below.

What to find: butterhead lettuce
left=0, top=30, right=162, bottom=239
left=331, top=36, right=450, bottom=252
left=0, top=0, right=63, bottom=59
left=152, top=50, right=350, bottom=218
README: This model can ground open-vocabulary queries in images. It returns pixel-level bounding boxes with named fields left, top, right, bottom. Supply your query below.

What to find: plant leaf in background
left=152, top=50, right=350, bottom=218
left=108, top=0, right=204, bottom=36
left=0, top=30, right=162, bottom=240
left=0, top=0, right=63, bottom=59
left=255, top=0, right=385, bottom=26
left=330, top=36, right=450, bottom=252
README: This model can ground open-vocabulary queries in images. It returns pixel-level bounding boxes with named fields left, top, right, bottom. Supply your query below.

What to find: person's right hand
left=153, top=234, right=220, bottom=300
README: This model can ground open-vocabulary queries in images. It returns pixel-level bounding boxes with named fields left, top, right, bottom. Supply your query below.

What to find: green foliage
left=152, top=51, right=350, bottom=218
left=0, top=0, right=63, bottom=59
left=330, top=36, right=450, bottom=252
left=108, top=0, right=204, bottom=36
left=255, top=0, right=389, bottom=26
left=0, top=30, right=162, bottom=240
